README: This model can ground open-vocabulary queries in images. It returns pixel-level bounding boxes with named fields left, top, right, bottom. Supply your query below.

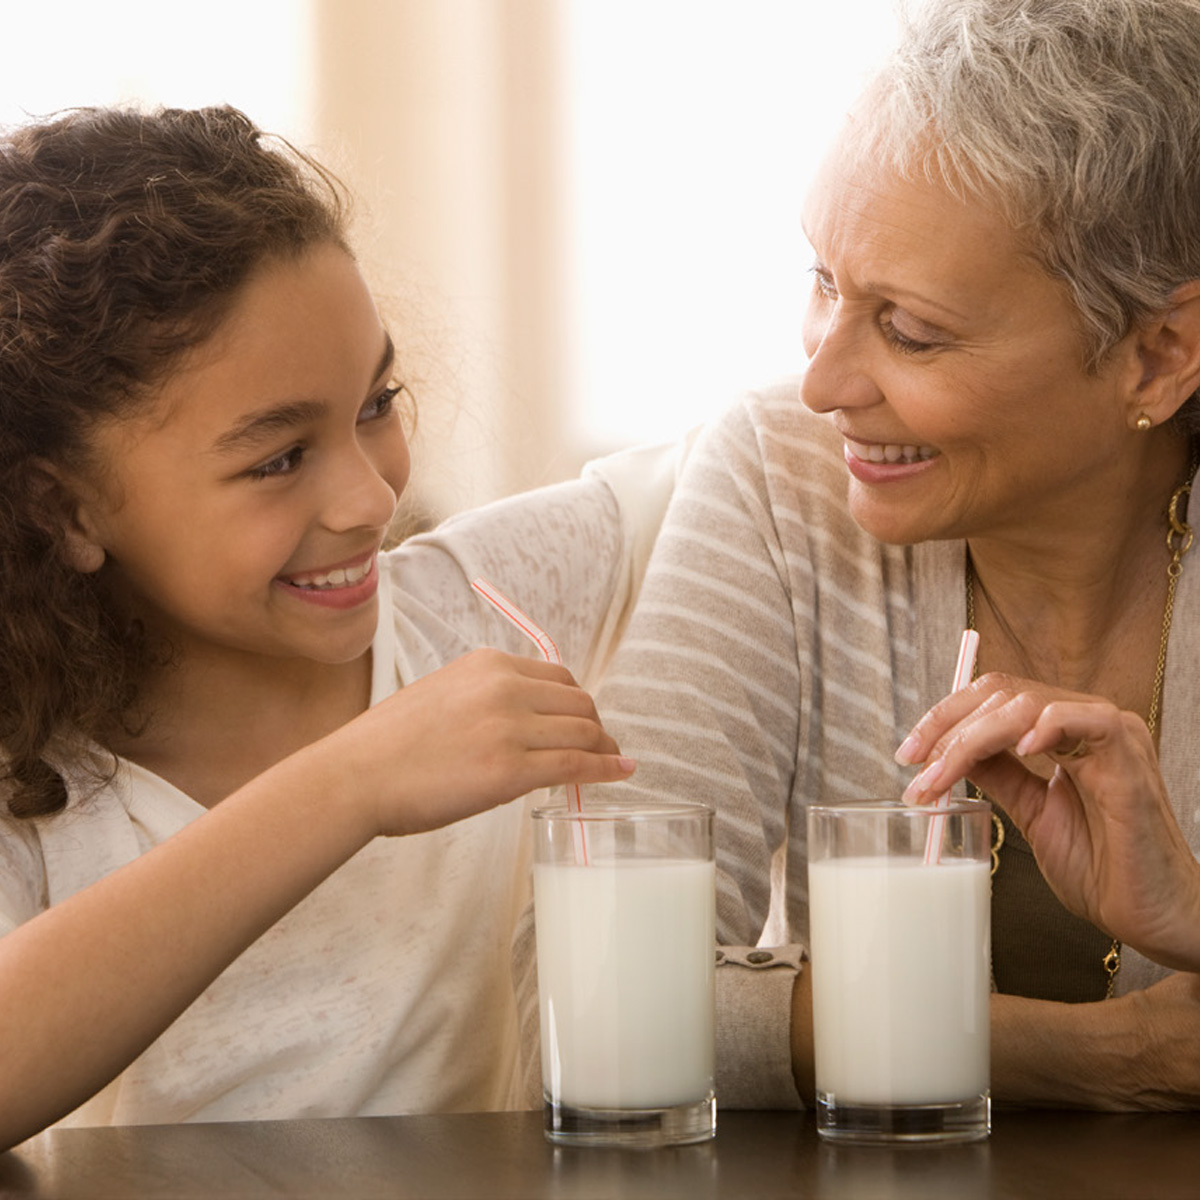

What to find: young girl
left=0, top=104, right=667, bottom=1149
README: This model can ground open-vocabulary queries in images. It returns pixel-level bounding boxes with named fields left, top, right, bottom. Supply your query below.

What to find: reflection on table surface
left=2, top=1107, right=1199, bottom=1199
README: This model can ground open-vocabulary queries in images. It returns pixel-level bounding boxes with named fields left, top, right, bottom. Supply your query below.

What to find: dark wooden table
left=1, top=1108, right=1197, bottom=1199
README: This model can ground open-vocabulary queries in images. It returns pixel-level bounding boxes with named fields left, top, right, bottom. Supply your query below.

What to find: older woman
left=594, top=0, right=1200, bottom=1109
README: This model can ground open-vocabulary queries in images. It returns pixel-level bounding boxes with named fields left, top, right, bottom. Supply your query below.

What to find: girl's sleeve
left=412, top=433, right=699, bottom=686
left=573, top=430, right=702, bottom=686
left=0, top=814, right=48, bottom=938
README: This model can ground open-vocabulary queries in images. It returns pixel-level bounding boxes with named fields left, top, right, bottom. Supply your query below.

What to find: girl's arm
left=0, top=649, right=632, bottom=1151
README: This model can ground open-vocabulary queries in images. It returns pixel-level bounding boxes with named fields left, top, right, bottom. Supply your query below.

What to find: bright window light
left=0, top=1, right=311, bottom=140
left=564, top=1, right=900, bottom=450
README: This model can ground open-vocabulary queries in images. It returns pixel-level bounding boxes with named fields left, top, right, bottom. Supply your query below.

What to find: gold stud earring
left=1136, top=413, right=1153, bottom=431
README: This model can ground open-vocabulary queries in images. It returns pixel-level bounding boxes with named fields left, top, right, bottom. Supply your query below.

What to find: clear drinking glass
left=532, top=800, right=716, bottom=1147
left=807, top=798, right=992, bottom=1144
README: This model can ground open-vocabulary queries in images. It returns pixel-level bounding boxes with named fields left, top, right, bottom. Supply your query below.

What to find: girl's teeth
left=291, top=560, right=371, bottom=589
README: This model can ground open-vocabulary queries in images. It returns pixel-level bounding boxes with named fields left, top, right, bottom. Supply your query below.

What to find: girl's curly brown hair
left=0, top=105, right=350, bottom=818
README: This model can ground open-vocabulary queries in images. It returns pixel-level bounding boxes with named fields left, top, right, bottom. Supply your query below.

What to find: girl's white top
left=0, top=440, right=687, bottom=1127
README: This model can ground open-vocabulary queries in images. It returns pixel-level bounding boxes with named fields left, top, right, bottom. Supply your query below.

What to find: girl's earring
left=1136, top=413, right=1153, bottom=431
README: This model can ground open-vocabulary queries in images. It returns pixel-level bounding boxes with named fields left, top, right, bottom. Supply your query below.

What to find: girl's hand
left=329, top=648, right=634, bottom=838
left=896, top=672, right=1200, bottom=973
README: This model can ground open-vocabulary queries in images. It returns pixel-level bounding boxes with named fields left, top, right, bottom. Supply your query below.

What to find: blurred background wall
left=2, top=0, right=898, bottom=520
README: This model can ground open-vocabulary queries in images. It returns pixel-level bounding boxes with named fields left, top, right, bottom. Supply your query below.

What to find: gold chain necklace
left=966, top=447, right=1196, bottom=999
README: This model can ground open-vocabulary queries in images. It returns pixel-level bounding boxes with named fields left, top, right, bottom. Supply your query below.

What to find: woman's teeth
left=288, top=560, right=372, bottom=590
left=846, top=438, right=938, bottom=464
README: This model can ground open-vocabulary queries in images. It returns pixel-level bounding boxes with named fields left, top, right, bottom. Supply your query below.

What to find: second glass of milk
left=532, top=800, right=716, bottom=1147
left=807, top=797, right=992, bottom=1144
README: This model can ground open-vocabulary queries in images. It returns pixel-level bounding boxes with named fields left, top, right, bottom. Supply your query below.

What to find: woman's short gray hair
left=862, top=0, right=1200, bottom=420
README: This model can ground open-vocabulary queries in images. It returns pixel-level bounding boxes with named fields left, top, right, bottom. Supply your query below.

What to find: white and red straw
left=471, top=577, right=589, bottom=864
left=922, top=628, right=980, bottom=866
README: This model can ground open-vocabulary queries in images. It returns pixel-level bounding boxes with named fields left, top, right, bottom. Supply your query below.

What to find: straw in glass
left=471, top=577, right=589, bottom=864
left=922, top=628, right=980, bottom=866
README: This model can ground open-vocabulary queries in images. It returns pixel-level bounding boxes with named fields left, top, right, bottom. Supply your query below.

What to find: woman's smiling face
left=70, top=242, right=410, bottom=673
left=799, top=140, right=1141, bottom=547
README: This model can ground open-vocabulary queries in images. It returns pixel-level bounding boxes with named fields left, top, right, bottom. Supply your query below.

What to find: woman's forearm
left=990, top=992, right=1145, bottom=1110
left=990, top=979, right=1200, bottom=1112
left=792, top=981, right=1200, bottom=1112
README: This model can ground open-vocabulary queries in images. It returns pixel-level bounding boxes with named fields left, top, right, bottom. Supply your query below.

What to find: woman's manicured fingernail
left=902, top=758, right=945, bottom=803
left=617, top=756, right=637, bottom=773
left=894, top=734, right=921, bottom=765
left=1015, top=732, right=1035, bottom=756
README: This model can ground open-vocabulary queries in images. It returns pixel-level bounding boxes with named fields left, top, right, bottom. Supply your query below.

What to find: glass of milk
left=532, top=800, right=716, bottom=1147
left=807, top=797, right=992, bottom=1144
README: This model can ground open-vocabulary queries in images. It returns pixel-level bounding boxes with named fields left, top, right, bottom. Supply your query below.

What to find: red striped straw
left=471, top=577, right=589, bottom=864
left=922, top=628, right=980, bottom=866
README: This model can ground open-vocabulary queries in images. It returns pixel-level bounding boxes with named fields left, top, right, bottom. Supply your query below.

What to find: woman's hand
left=327, top=648, right=635, bottom=838
left=896, top=672, right=1200, bottom=973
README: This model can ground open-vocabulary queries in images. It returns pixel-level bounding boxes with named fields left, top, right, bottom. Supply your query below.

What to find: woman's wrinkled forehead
left=806, top=119, right=974, bottom=244
left=799, top=123, right=1081, bottom=351
left=803, top=99, right=1040, bottom=268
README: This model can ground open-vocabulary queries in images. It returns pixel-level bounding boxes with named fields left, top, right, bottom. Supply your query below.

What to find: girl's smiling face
left=70, top=242, right=410, bottom=672
left=799, top=140, right=1142, bottom=547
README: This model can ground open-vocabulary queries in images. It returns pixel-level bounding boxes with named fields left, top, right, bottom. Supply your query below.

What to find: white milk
left=809, top=855, right=990, bottom=1105
left=534, top=858, right=715, bottom=1109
